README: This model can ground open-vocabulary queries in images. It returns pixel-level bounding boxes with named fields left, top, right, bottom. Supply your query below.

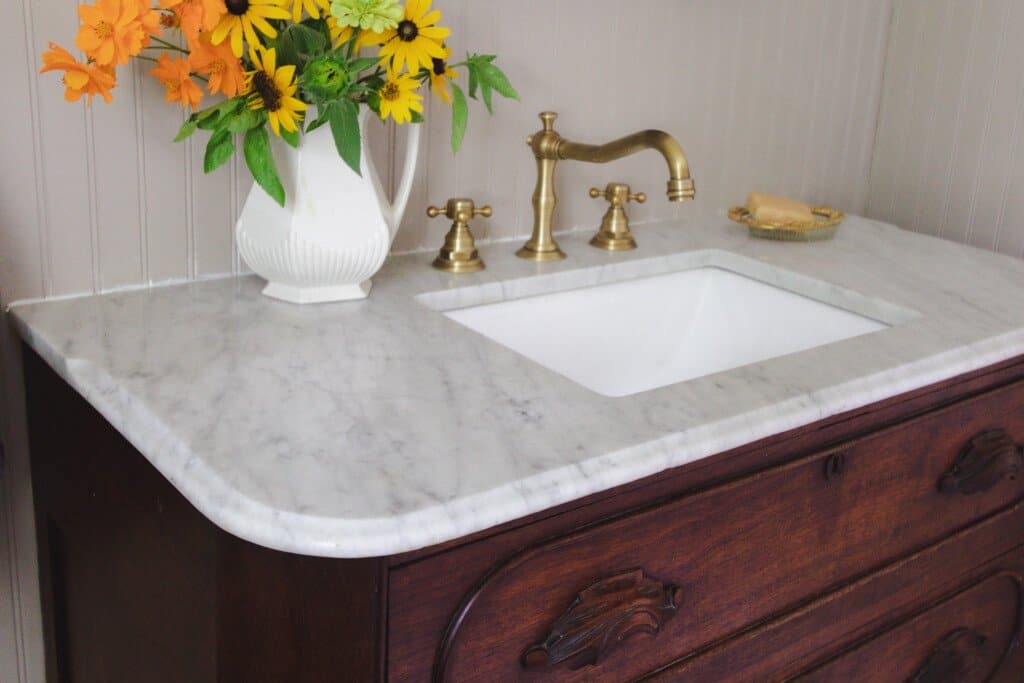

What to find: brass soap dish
left=728, top=206, right=845, bottom=242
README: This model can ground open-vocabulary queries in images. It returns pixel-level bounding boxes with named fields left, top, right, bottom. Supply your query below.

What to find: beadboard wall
left=866, top=0, right=1024, bottom=258
left=0, top=0, right=895, bottom=305
left=1, top=2, right=897, bottom=681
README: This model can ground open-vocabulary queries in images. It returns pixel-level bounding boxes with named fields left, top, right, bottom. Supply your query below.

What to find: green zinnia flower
left=301, top=55, right=351, bottom=101
left=330, top=0, right=404, bottom=34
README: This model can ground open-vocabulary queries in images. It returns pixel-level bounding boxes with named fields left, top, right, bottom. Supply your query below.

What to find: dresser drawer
left=796, top=568, right=1024, bottom=682
left=420, top=381, right=1024, bottom=682
left=645, top=507, right=1024, bottom=682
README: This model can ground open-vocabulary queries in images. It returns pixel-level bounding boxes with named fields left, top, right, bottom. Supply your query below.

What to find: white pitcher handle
left=388, top=122, right=421, bottom=229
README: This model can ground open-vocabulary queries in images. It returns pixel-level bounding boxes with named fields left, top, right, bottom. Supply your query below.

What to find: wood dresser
left=23, top=346, right=1024, bottom=682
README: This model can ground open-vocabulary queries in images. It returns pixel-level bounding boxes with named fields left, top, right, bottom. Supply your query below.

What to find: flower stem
left=150, top=36, right=189, bottom=53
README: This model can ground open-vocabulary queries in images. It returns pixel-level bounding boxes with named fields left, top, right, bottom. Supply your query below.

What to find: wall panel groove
left=867, top=0, right=1024, bottom=258
left=19, top=0, right=49, bottom=301
left=84, top=107, right=101, bottom=291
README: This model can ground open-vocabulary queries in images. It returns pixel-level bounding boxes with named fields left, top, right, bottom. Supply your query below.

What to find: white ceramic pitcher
left=236, top=110, right=420, bottom=304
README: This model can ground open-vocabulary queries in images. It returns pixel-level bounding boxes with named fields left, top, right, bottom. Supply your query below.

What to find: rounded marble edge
left=17, top=313, right=1024, bottom=558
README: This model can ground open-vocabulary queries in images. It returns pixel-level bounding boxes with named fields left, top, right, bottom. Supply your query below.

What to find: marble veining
left=11, top=209, right=1024, bottom=558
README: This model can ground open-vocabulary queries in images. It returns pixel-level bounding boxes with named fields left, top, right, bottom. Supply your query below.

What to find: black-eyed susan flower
left=377, top=0, right=449, bottom=74
left=428, top=46, right=457, bottom=104
left=246, top=47, right=308, bottom=135
left=211, top=0, right=291, bottom=58
left=378, top=69, right=422, bottom=124
left=283, top=0, right=329, bottom=23
left=326, top=15, right=355, bottom=48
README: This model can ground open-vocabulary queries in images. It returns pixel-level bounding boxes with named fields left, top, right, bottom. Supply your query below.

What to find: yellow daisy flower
left=246, top=47, right=307, bottom=135
left=283, top=0, right=328, bottom=23
left=327, top=16, right=389, bottom=50
left=378, top=70, right=422, bottom=124
left=377, top=0, right=450, bottom=74
left=326, top=15, right=355, bottom=48
left=428, top=46, right=457, bottom=104
left=211, top=0, right=291, bottom=58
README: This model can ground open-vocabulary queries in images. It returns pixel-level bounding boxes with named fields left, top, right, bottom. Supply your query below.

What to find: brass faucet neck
left=517, top=112, right=696, bottom=262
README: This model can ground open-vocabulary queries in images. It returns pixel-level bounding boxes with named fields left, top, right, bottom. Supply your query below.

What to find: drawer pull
left=521, top=569, right=682, bottom=672
left=939, top=430, right=1023, bottom=496
left=907, top=627, right=988, bottom=683
left=824, top=452, right=847, bottom=481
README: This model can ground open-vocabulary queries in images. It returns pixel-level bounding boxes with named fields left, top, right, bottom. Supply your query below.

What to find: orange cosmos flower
left=76, top=0, right=161, bottom=66
left=188, top=35, right=244, bottom=97
left=39, top=42, right=117, bottom=105
left=159, top=0, right=226, bottom=38
left=150, top=53, right=202, bottom=109
left=132, top=0, right=163, bottom=47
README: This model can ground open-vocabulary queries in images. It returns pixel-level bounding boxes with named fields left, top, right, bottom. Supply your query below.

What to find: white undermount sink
left=423, top=251, right=914, bottom=398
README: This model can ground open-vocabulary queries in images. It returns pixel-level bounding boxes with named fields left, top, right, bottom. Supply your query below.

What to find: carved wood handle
left=907, top=628, right=989, bottom=683
left=939, top=430, right=1022, bottom=496
left=520, top=569, right=682, bottom=672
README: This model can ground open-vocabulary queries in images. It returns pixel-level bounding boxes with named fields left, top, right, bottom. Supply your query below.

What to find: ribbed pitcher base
left=261, top=280, right=372, bottom=304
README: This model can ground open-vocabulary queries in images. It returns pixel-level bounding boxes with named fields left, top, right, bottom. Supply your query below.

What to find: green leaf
left=467, top=63, right=479, bottom=99
left=327, top=99, right=362, bottom=175
left=477, top=62, right=519, bottom=100
left=227, top=108, right=263, bottom=134
left=450, top=82, right=468, bottom=153
left=203, top=129, right=235, bottom=173
left=243, top=126, right=286, bottom=207
left=174, top=116, right=198, bottom=142
left=365, top=90, right=382, bottom=116
left=306, top=111, right=329, bottom=133
left=281, top=126, right=301, bottom=148
left=276, top=23, right=328, bottom=68
left=480, top=82, right=493, bottom=115
left=346, top=56, right=384, bottom=74
left=196, top=98, right=243, bottom=130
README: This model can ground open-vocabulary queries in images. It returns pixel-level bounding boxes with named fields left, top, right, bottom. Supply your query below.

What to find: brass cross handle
left=427, top=199, right=491, bottom=274
left=588, top=184, right=644, bottom=251
left=589, top=183, right=647, bottom=207
left=427, top=199, right=493, bottom=223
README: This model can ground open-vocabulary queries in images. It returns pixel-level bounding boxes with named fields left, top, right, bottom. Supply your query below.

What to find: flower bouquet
left=40, top=0, right=518, bottom=207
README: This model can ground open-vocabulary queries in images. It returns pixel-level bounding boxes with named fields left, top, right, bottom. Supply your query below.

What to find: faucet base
left=590, top=232, right=637, bottom=252
left=516, top=243, right=567, bottom=262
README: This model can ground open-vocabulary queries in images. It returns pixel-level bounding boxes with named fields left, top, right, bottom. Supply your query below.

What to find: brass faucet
left=517, top=112, right=696, bottom=261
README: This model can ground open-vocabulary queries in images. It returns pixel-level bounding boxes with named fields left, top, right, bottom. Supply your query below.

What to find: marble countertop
left=11, top=210, right=1024, bottom=558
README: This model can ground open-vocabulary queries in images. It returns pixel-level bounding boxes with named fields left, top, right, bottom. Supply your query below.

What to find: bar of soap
left=746, top=192, right=814, bottom=224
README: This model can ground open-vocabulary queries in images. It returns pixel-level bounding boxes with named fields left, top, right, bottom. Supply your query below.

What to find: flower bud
left=301, top=56, right=350, bottom=100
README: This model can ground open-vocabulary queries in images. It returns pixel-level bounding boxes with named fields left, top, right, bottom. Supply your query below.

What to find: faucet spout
left=517, top=112, right=697, bottom=262
left=557, top=130, right=696, bottom=202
